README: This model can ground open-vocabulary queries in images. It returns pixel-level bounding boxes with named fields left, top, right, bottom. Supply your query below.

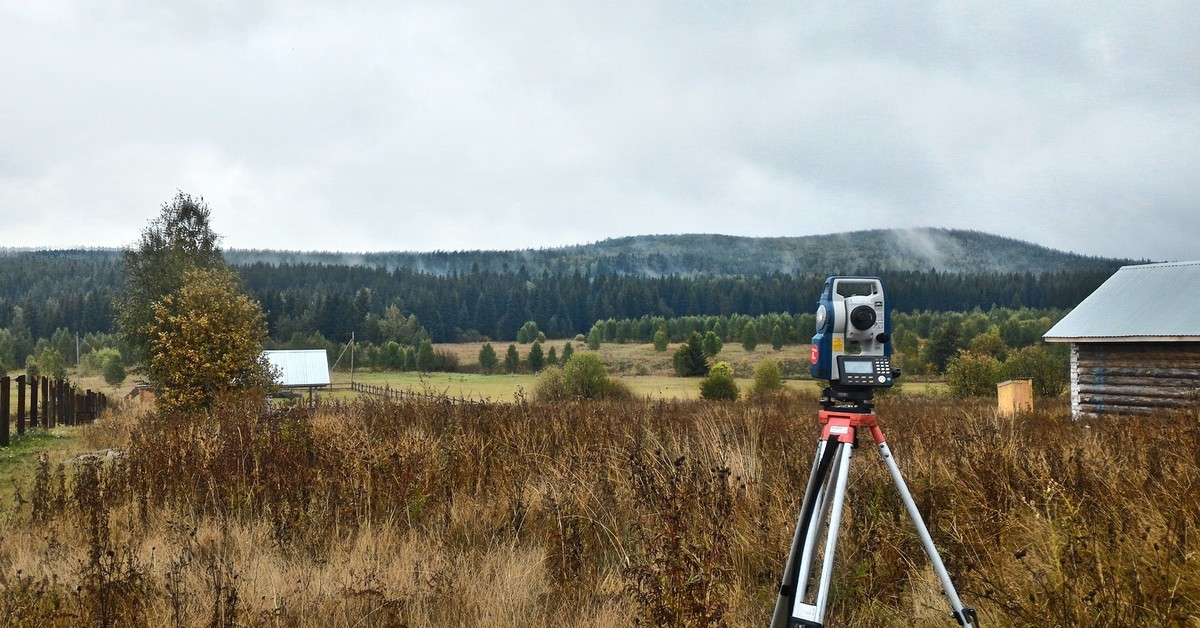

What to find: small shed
left=263, top=350, right=331, bottom=403
left=1043, top=261, right=1200, bottom=419
left=997, top=379, right=1033, bottom=417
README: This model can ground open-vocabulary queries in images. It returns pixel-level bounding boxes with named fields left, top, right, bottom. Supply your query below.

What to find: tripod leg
left=810, top=441, right=853, bottom=621
left=796, top=441, right=837, bottom=602
left=772, top=439, right=853, bottom=627
left=877, top=441, right=978, bottom=628
left=770, top=438, right=839, bottom=628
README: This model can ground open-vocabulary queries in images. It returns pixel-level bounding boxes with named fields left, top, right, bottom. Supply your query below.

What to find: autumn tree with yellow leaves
left=147, top=267, right=275, bottom=414
left=119, top=192, right=225, bottom=366
left=121, top=193, right=276, bottom=414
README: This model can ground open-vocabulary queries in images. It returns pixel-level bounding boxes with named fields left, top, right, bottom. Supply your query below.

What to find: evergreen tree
left=416, top=339, right=435, bottom=372
left=673, top=332, right=709, bottom=377
left=505, top=344, right=521, bottom=374
left=742, top=321, right=759, bottom=352
left=546, top=346, right=558, bottom=366
left=770, top=324, right=784, bottom=351
left=561, top=342, right=575, bottom=363
left=478, top=342, right=499, bottom=374
left=527, top=340, right=545, bottom=372
left=702, top=331, right=722, bottom=357
left=404, top=348, right=418, bottom=371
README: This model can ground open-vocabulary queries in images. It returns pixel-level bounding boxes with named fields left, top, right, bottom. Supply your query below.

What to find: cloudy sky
left=2, top=1, right=1197, bottom=260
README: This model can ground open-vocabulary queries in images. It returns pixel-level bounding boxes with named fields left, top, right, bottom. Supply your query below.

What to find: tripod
left=770, top=388, right=977, bottom=627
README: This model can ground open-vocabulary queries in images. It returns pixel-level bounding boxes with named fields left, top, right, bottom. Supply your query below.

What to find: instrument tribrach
left=771, top=277, right=977, bottom=627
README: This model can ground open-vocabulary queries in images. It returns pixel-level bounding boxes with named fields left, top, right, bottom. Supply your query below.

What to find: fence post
left=44, top=379, right=52, bottom=429
left=16, top=375, right=26, bottom=436
left=41, top=377, right=50, bottom=428
left=1, top=376, right=9, bottom=447
left=29, top=375, right=38, bottom=429
left=53, top=380, right=61, bottom=427
left=56, top=379, right=66, bottom=427
left=50, top=378, right=59, bottom=429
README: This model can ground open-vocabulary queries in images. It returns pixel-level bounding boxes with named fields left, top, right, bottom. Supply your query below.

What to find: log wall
left=1072, top=342, right=1200, bottom=418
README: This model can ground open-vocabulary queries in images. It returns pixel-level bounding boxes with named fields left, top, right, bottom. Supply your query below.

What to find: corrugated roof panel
left=1044, top=260, right=1200, bottom=341
left=263, top=350, right=332, bottom=387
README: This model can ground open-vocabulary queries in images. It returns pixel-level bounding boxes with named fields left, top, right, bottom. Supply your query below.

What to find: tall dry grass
left=1, top=391, right=1198, bottom=626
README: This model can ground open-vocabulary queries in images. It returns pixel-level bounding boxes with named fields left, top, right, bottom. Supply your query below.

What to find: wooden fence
left=1, top=375, right=110, bottom=447
left=350, top=381, right=484, bottom=407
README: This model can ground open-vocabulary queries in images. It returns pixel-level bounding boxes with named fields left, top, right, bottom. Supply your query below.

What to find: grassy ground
left=434, top=339, right=816, bottom=378
left=0, top=369, right=134, bottom=521
left=329, top=370, right=946, bottom=403
left=332, top=339, right=947, bottom=402
left=0, top=428, right=81, bottom=521
left=3, top=393, right=1197, bottom=626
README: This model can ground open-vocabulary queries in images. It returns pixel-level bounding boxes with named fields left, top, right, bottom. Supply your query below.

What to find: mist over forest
left=220, top=228, right=1131, bottom=277
left=0, top=228, right=1127, bottom=347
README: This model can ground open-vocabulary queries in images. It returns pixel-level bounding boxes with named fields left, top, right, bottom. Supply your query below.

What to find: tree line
left=242, top=264, right=1104, bottom=346
left=0, top=245, right=1112, bottom=375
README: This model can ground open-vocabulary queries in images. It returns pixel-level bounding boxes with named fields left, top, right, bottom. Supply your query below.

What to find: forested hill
left=224, top=228, right=1131, bottom=276
left=0, top=229, right=1133, bottom=344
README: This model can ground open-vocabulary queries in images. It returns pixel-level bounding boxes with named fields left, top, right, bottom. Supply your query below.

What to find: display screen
left=842, top=359, right=874, bottom=374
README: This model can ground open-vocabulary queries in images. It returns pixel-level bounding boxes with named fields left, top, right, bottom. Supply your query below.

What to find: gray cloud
left=1, top=1, right=1196, bottom=261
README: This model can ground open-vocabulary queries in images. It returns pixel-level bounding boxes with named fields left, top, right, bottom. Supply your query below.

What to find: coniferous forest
left=0, top=230, right=1127, bottom=373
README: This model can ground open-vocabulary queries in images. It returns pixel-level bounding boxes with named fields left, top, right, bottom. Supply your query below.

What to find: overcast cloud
left=2, top=1, right=1197, bottom=260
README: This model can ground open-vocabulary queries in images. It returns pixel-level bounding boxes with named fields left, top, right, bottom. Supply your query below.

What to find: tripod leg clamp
left=954, top=606, right=979, bottom=626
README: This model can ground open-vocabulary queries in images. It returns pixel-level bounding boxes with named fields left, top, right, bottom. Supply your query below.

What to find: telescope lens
left=849, top=305, right=876, bottom=331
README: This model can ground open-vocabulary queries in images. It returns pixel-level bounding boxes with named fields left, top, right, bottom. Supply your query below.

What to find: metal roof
left=263, top=350, right=331, bottom=387
left=1044, top=260, right=1200, bottom=342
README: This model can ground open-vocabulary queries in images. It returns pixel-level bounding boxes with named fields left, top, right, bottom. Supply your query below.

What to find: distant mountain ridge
left=224, top=228, right=1131, bottom=276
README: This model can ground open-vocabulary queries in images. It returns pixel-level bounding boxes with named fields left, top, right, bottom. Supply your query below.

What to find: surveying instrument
left=771, top=277, right=977, bottom=627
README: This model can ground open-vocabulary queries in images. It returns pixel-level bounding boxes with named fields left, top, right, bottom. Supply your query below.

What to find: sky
left=2, top=1, right=1197, bottom=261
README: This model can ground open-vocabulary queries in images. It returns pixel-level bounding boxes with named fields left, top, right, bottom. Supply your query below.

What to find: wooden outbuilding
left=1043, top=260, right=1200, bottom=419
left=997, top=379, right=1033, bottom=417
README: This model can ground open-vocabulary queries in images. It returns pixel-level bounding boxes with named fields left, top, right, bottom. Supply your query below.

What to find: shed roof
left=263, top=350, right=331, bottom=388
left=1044, top=260, right=1200, bottom=343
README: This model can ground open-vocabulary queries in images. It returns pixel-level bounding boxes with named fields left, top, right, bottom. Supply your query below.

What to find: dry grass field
left=1, top=390, right=1197, bottom=626
left=334, top=341, right=947, bottom=402
left=431, top=339, right=816, bottom=379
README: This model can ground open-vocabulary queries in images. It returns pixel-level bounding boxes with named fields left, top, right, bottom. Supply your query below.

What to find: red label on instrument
left=810, top=344, right=819, bottom=364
